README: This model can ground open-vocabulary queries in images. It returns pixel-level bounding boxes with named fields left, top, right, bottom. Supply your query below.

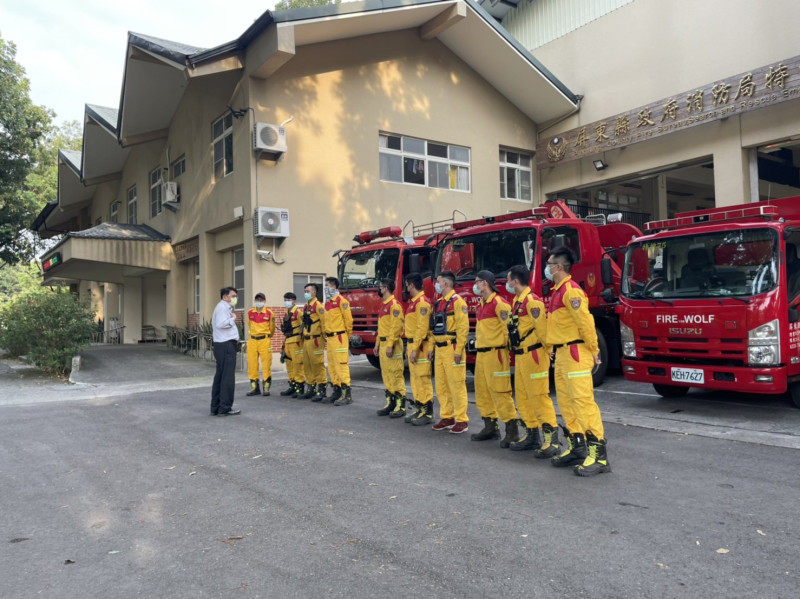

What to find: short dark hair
left=438, top=270, right=456, bottom=286
left=283, top=292, right=296, bottom=300
left=508, top=265, right=530, bottom=285
left=404, top=272, right=423, bottom=290
left=380, top=278, right=395, bottom=292
left=549, top=246, right=576, bottom=272
left=325, top=276, right=339, bottom=288
left=254, top=292, right=266, bottom=300
left=304, top=282, right=319, bottom=294
left=220, top=286, right=237, bottom=299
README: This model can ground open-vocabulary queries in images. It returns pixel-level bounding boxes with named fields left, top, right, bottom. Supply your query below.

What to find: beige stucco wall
left=529, top=0, right=800, bottom=203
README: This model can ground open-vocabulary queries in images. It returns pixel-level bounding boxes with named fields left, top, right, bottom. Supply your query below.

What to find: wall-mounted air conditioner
left=162, top=181, right=180, bottom=211
left=254, top=207, right=290, bottom=238
left=253, top=123, right=288, bottom=155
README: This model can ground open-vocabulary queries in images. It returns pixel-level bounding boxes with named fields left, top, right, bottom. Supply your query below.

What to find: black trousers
left=211, top=340, right=238, bottom=414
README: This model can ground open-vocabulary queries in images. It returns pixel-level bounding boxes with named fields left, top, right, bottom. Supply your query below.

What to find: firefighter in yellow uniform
left=505, top=265, right=559, bottom=457
left=374, top=278, right=406, bottom=417
left=301, top=283, right=328, bottom=400
left=545, top=247, right=610, bottom=476
left=323, top=277, right=353, bottom=406
left=431, top=270, right=470, bottom=434
left=246, top=292, right=276, bottom=396
left=278, top=292, right=305, bottom=398
left=470, top=270, right=519, bottom=446
left=403, top=272, right=435, bottom=426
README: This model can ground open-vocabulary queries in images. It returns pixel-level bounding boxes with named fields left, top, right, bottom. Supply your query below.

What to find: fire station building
left=33, top=0, right=800, bottom=342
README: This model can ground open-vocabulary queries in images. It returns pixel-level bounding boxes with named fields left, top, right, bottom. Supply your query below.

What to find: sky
left=1, top=0, right=276, bottom=128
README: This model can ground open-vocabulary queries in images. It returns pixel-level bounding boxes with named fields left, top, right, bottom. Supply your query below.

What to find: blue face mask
left=544, top=265, right=554, bottom=281
left=304, top=292, right=313, bottom=302
left=505, top=282, right=515, bottom=294
left=472, top=283, right=481, bottom=296
left=284, top=300, right=293, bottom=309
left=254, top=301, right=265, bottom=309
left=434, top=282, right=443, bottom=294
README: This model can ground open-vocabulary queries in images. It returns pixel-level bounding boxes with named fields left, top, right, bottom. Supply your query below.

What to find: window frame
left=194, top=261, right=200, bottom=314
left=150, top=167, right=163, bottom=218
left=110, top=201, right=119, bottom=224
left=213, top=113, right=234, bottom=180
left=379, top=133, right=471, bottom=193
left=233, top=248, right=245, bottom=302
left=293, top=273, right=325, bottom=302
left=171, top=155, right=186, bottom=179
left=499, top=148, right=533, bottom=202
left=127, top=186, right=137, bottom=224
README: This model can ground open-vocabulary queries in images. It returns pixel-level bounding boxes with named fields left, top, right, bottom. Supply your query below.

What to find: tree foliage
left=0, top=33, right=54, bottom=267
left=274, top=0, right=340, bottom=11
left=0, top=261, right=42, bottom=308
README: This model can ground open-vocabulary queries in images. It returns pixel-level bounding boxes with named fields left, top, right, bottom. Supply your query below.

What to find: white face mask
left=544, top=265, right=554, bottom=281
left=434, top=282, right=443, bottom=294
left=254, top=301, right=265, bottom=309
left=284, top=300, right=293, bottom=309
left=505, top=282, right=515, bottom=294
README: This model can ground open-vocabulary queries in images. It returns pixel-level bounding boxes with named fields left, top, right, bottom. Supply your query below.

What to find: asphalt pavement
left=1, top=345, right=799, bottom=598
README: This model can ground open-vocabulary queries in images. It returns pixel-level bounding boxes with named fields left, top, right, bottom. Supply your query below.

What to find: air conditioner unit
left=253, top=123, right=287, bottom=154
left=254, top=207, right=290, bottom=238
left=162, top=181, right=180, bottom=211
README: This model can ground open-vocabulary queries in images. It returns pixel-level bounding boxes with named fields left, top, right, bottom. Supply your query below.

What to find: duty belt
left=379, top=336, right=389, bottom=341
left=303, top=334, right=321, bottom=340
left=250, top=335, right=269, bottom=340
left=552, top=339, right=584, bottom=349
left=435, top=341, right=452, bottom=347
left=476, top=345, right=506, bottom=353
left=512, top=342, right=543, bottom=355
left=325, top=330, right=346, bottom=337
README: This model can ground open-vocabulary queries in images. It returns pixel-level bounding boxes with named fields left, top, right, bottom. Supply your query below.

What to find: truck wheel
left=652, top=384, right=690, bottom=398
left=591, top=328, right=608, bottom=388
left=366, top=354, right=381, bottom=370
left=788, top=383, right=800, bottom=408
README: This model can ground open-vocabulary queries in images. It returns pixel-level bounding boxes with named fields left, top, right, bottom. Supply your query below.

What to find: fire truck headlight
left=747, top=319, right=780, bottom=365
left=620, top=322, right=636, bottom=358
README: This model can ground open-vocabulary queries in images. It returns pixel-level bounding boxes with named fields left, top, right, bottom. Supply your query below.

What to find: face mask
left=506, top=282, right=515, bottom=294
left=544, top=265, right=554, bottom=281
left=229, top=296, right=238, bottom=307
left=472, top=283, right=481, bottom=296
left=329, top=288, right=338, bottom=296
left=254, top=301, right=265, bottom=309
left=304, top=292, right=313, bottom=302
left=284, top=300, right=293, bottom=309
left=434, top=282, right=442, bottom=295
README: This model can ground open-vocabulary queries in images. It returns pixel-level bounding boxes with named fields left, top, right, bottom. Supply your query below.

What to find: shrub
left=0, top=289, right=96, bottom=374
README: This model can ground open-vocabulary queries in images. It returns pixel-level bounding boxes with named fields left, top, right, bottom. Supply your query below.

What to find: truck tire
left=366, top=354, right=381, bottom=370
left=788, top=382, right=800, bottom=409
left=591, top=328, right=608, bottom=388
left=652, top=383, right=690, bottom=398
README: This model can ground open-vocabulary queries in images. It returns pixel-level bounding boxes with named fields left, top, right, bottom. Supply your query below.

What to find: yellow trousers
left=326, top=332, right=351, bottom=386
left=247, top=337, right=272, bottom=382
left=514, top=346, right=556, bottom=428
left=434, top=343, right=469, bottom=423
left=284, top=337, right=304, bottom=384
left=553, top=343, right=604, bottom=438
left=303, top=335, right=327, bottom=385
left=474, top=349, right=517, bottom=422
left=379, top=340, right=405, bottom=395
left=408, top=342, right=434, bottom=405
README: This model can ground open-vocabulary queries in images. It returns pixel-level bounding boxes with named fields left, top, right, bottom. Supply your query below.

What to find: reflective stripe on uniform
left=493, top=371, right=511, bottom=377
left=530, top=372, right=548, bottom=379
left=567, top=370, right=592, bottom=378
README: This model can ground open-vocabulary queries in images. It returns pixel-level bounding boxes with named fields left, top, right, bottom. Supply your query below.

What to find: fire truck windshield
left=436, top=228, right=536, bottom=281
left=622, top=228, right=778, bottom=299
left=339, top=248, right=400, bottom=289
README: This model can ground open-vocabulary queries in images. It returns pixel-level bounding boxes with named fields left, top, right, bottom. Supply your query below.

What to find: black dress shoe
left=209, top=411, right=217, bottom=416
left=217, top=409, right=242, bottom=416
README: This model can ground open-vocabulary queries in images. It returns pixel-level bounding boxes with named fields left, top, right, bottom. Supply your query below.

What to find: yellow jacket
left=475, top=291, right=510, bottom=348
left=404, top=291, right=433, bottom=351
left=376, top=296, right=404, bottom=350
left=303, top=298, right=325, bottom=337
left=512, top=287, right=548, bottom=350
left=546, top=275, right=599, bottom=355
left=285, top=305, right=304, bottom=341
left=323, top=293, right=353, bottom=335
left=247, top=307, right=276, bottom=338
left=433, top=289, right=469, bottom=354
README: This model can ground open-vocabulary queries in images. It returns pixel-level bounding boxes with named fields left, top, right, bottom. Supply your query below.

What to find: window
left=127, top=186, right=137, bottom=224
left=293, top=273, right=325, bottom=302
left=110, top=201, right=119, bottom=224
left=194, top=261, right=200, bottom=314
left=150, top=168, right=163, bottom=217
left=499, top=149, right=532, bottom=201
left=379, top=133, right=470, bottom=192
left=213, top=113, right=234, bottom=180
left=233, top=248, right=245, bottom=302
left=172, top=155, right=186, bottom=179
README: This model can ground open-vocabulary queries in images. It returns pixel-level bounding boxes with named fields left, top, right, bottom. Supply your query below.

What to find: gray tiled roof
left=86, top=104, right=119, bottom=131
left=60, top=149, right=82, bottom=170
left=129, top=32, right=206, bottom=63
left=68, top=223, right=170, bottom=242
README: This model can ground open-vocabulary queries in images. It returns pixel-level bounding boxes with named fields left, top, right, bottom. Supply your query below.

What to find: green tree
left=0, top=33, right=53, bottom=267
left=274, top=0, right=340, bottom=11
left=0, top=261, right=42, bottom=307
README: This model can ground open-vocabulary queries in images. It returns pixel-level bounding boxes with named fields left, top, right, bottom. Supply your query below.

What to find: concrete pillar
left=122, top=277, right=142, bottom=344
left=712, top=120, right=751, bottom=207
left=165, top=264, right=188, bottom=329
left=201, top=232, right=223, bottom=324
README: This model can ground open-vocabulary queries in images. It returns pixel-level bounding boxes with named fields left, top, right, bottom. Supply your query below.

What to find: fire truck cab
left=619, top=196, right=800, bottom=407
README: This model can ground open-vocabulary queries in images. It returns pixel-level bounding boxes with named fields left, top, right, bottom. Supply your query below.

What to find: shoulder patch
left=392, top=309, right=401, bottom=317
left=342, top=302, right=350, bottom=310
left=420, top=307, right=428, bottom=316
left=500, top=311, right=509, bottom=321
left=532, top=307, right=541, bottom=319
left=570, top=298, right=582, bottom=310
left=461, top=306, right=468, bottom=314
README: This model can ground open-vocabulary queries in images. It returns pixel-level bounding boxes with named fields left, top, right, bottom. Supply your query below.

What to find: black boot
left=311, top=383, right=326, bottom=402
left=411, top=401, right=434, bottom=426
left=551, top=426, right=587, bottom=467
left=404, top=400, right=420, bottom=423
left=534, top=423, right=560, bottom=459
left=376, top=390, right=395, bottom=415
left=574, top=432, right=611, bottom=476
left=334, top=383, right=352, bottom=406
left=300, top=383, right=316, bottom=399
left=510, top=426, right=541, bottom=451
left=471, top=417, right=500, bottom=441
left=500, top=419, right=521, bottom=448
left=280, top=380, right=295, bottom=396
left=326, top=385, right=342, bottom=404
left=262, top=377, right=272, bottom=396
left=246, top=380, right=261, bottom=396
left=389, top=393, right=406, bottom=418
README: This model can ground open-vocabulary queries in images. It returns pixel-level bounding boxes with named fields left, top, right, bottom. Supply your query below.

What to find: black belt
left=379, top=336, right=388, bottom=341
left=250, top=335, right=269, bottom=340
left=304, top=334, right=321, bottom=339
left=326, top=330, right=346, bottom=337
left=552, top=339, right=584, bottom=349
left=476, top=345, right=506, bottom=353
left=513, top=342, right=543, bottom=355
left=435, top=341, right=452, bottom=347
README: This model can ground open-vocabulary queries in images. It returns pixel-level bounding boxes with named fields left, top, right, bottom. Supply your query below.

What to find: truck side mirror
left=790, top=306, right=799, bottom=323
left=600, top=287, right=615, bottom=303
left=601, top=257, right=614, bottom=286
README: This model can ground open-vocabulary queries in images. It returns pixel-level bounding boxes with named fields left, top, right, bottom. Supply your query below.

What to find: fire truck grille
left=638, top=335, right=747, bottom=367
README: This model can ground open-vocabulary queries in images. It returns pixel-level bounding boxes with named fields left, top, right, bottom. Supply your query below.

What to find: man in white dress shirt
left=210, top=286, right=242, bottom=416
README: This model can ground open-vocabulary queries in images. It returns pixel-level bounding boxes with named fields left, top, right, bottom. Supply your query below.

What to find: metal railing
left=165, top=325, right=247, bottom=370
left=91, top=326, right=125, bottom=345
left=569, top=204, right=651, bottom=232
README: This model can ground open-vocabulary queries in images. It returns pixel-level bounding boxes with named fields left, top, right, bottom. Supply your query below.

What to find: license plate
left=670, top=367, right=704, bottom=384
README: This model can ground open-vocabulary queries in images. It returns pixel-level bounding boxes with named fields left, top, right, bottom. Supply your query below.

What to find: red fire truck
left=432, top=199, right=641, bottom=385
left=618, top=196, right=800, bottom=407
left=336, top=221, right=452, bottom=368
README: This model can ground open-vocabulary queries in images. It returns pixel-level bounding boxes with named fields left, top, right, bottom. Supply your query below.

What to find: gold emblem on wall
left=546, top=136, right=567, bottom=163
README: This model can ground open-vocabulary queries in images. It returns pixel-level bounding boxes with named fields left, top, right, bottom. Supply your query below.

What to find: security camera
left=257, top=250, right=272, bottom=261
